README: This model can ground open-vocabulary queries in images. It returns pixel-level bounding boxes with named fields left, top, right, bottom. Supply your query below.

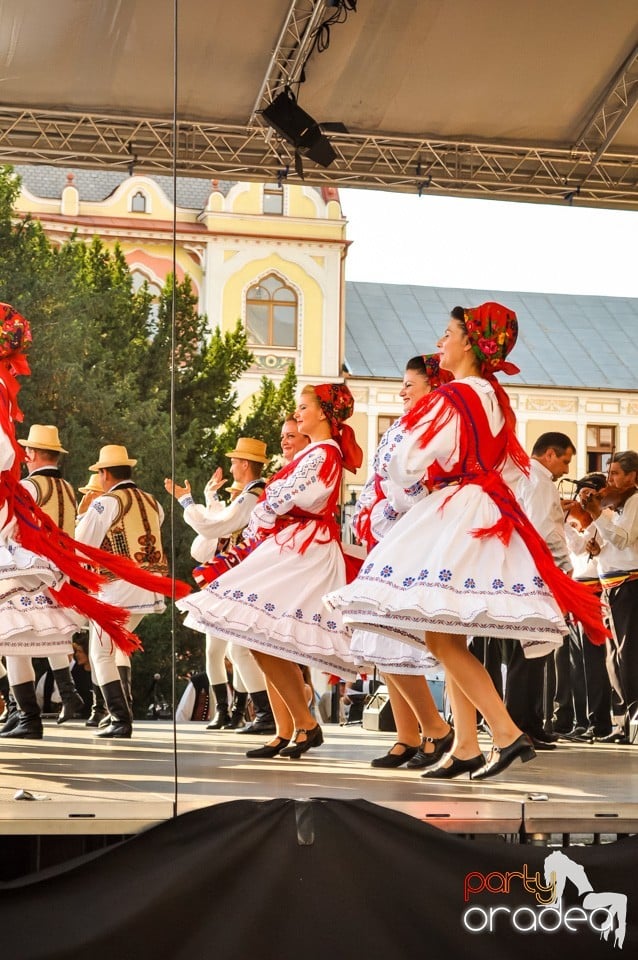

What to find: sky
left=340, top=189, right=638, bottom=299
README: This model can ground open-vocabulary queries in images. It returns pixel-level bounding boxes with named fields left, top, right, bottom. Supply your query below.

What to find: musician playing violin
left=578, top=451, right=638, bottom=744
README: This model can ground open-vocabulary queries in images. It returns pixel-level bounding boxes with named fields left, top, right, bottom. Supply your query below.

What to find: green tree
left=1, top=164, right=297, bottom=712
left=213, top=361, right=298, bottom=474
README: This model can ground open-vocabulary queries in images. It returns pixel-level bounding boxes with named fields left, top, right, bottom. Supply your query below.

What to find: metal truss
left=250, top=0, right=331, bottom=122
left=2, top=106, right=638, bottom=208
left=573, top=41, right=638, bottom=171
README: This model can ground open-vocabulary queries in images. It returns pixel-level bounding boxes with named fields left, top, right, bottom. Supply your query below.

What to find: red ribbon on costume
left=404, top=381, right=608, bottom=646
left=352, top=473, right=384, bottom=549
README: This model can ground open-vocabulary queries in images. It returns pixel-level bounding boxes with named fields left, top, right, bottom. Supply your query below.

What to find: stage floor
left=1, top=721, right=637, bottom=838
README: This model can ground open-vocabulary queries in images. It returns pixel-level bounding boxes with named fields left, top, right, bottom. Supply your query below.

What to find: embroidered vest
left=28, top=474, right=77, bottom=536
left=99, top=487, right=168, bottom=577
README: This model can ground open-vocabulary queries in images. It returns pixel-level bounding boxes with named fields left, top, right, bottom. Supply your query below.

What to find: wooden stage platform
left=2, top=721, right=638, bottom=847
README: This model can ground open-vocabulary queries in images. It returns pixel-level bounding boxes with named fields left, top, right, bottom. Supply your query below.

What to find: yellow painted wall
left=222, top=253, right=324, bottom=376
left=230, top=182, right=263, bottom=216
left=524, top=419, right=579, bottom=479
left=628, top=424, right=638, bottom=452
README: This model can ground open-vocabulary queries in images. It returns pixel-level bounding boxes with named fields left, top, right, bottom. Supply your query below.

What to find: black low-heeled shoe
left=279, top=725, right=324, bottom=759
left=245, top=737, right=290, bottom=759
left=470, top=734, right=536, bottom=780
left=596, top=727, right=628, bottom=744
left=406, top=726, right=455, bottom=769
left=420, top=753, right=486, bottom=779
left=371, top=742, right=420, bottom=769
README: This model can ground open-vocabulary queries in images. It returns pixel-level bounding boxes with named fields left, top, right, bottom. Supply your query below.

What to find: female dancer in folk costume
left=178, top=383, right=363, bottom=759
left=0, top=303, right=189, bottom=739
left=351, top=354, right=455, bottom=770
left=327, top=304, right=607, bottom=779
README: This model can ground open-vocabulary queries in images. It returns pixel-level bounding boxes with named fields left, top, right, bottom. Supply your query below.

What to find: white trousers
left=204, top=634, right=265, bottom=692
left=89, top=616, right=141, bottom=687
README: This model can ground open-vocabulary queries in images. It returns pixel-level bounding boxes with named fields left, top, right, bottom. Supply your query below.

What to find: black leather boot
left=96, top=680, right=132, bottom=739
left=118, top=665, right=133, bottom=712
left=0, top=681, right=43, bottom=739
left=223, top=691, right=248, bottom=729
left=0, top=672, right=10, bottom=717
left=53, top=667, right=85, bottom=724
left=0, top=692, right=19, bottom=732
left=206, top=683, right=230, bottom=730
left=239, top=689, right=276, bottom=735
left=85, top=684, right=108, bottom=726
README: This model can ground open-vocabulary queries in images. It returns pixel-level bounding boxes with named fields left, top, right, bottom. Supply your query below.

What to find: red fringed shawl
left=0, top=367, right=190, bottom=655
left=352, top=474, right=384, bottom=551
left=263, top=444, right=363, bottom=583
left=403, top=381, right=608, bottom=646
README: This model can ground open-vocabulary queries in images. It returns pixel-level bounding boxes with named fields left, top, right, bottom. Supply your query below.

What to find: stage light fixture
left=261, top=88, right=342, bottom=176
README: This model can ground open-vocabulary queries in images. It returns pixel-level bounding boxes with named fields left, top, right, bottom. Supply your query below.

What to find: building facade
left=14, top=166, right=638, bottom=494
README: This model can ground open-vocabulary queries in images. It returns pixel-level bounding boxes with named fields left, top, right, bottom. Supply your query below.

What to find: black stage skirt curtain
left=1, top=798, right=635, bottom=960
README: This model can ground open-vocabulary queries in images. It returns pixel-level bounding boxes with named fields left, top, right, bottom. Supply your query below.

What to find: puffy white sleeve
left=74, top=496, right=120, bottom=547
left=0, top=390, right=19, bottom=537
left=244, top=446, right=335, bottom=540
left=190, top=533, right=218, bottom=564
left=0, top=383, right=15, bottom=474
left=181, top=494, right=254, bottom=539
left=387, top=395, right=459, bottom=488
left=594, top=495, right=638, bottom=551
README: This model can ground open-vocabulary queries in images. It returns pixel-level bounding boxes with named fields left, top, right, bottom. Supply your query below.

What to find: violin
left=581, top=484, right=638, bottom=515
left=561, top=497, right=593, bottom=532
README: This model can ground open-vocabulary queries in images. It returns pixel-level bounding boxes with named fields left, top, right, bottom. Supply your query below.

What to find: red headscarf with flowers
left=313, top=383, right=363, bottom=474
left=463, top=302, right=519, bottom=377
left=462, top=301, right=521, bottom=437
left=0, top=303, right=32, bottom=478
left=422, top=352, right=453, bottom=388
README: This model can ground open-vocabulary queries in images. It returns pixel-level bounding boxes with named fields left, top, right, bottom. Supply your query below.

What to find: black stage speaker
left=261, top=90, right=337, bottom=168
left=362, top=691, right=396, bottom=732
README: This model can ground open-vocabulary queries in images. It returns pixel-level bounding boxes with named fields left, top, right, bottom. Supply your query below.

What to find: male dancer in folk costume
left=351, top=355, right=454, bottom=770
left=0, top=304, right=190, bottom=742
left=21, top=425, right=85, bottom=722
left=327, top=303, right=607, bottom=780
left=165, top=437, right=275, bottom=733
left=178, top=384, right=363, bottom=759
left=75, top=471, right=110, bottom=726
left=75, top=445, right=175, bottom=738
left=2, top=423, right=85, bottom=739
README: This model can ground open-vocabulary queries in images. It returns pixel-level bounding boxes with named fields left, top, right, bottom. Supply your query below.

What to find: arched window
left=131, top=190, right=148, bottom=213
left=263, top=182, right=284, bottom=215
left=246, top=274, right=297, bottom=348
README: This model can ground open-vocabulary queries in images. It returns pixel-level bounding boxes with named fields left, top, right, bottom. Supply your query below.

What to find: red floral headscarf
left=459, top=301, right=522, bottom=442
left=463, top=302, right=519, bottom=376
left=422, top=353, right=453, bottom=388
left=0, top=302, right=31, bottom=362
left=313, top=383, right=363, bottom=474
left=0, top=303, right=32, bottom=445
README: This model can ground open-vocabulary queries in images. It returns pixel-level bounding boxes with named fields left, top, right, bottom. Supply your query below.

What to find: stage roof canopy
left=2, top=0, right=638, bottom=208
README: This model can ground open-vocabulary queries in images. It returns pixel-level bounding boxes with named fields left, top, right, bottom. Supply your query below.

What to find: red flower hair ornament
left=0, top=303, right=32, bottom=424
left=463, top=302, right=520, bottom=377
left=422, top=352, right=453, bottom=388
left=313, top=383, right=363, bottom=474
